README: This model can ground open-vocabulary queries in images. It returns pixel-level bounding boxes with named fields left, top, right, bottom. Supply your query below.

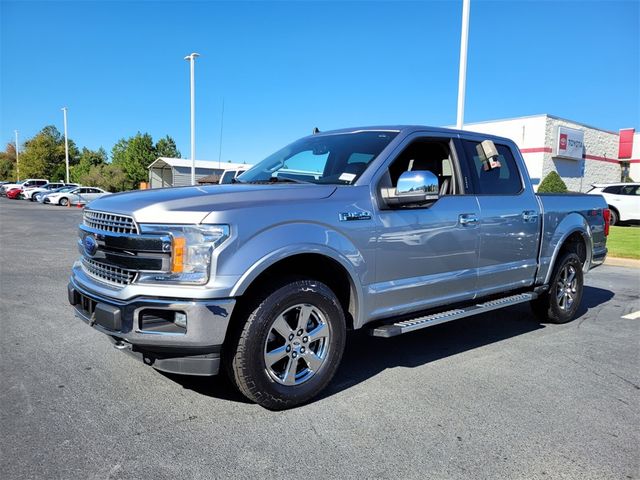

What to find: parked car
left=588, top=183, right=639, bottom=225
left=5, top=187, right=23, bottom=199
left=46, top=187, right=109, bottom=206
left=1, top=179, right=48, bottom=196
left=23, top=182, right=79, bottom=201
left=37, top=185, right=77, bottom=203
left=68, top=125, right=609, bottom=409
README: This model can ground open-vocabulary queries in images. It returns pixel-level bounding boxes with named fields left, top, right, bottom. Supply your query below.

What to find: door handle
left=459, top=214, right=478, bottom=226
left=522, top=210, right=538, bottom=223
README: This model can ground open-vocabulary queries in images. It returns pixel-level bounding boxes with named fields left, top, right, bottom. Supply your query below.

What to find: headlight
left=138, top=224, right=230, bottom=285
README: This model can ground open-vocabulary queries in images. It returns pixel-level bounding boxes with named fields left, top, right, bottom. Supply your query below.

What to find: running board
left=369, top=292, right=537, bottom=338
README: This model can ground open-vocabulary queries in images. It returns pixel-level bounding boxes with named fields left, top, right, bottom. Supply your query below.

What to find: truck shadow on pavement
left=164, top=285, right=614, bottom=405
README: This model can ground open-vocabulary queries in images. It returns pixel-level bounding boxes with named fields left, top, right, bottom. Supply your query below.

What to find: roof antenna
left=312, top=127, right=320, bottom=134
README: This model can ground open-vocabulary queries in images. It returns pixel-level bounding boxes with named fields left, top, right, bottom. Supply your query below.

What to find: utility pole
left=218, top=98, right=225, bottom=169
left=184, top=52, right=200, bottom=185
left=456, top=0, right=471, bottom=130
left=14, top=130, right=19, bottom=181
left=62, top=107, right=70, bottom=183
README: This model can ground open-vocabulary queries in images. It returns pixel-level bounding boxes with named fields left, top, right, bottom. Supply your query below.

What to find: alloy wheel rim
left=556, top=264, right=577, bottom=311
left=263, top=303, right=330, bottom=386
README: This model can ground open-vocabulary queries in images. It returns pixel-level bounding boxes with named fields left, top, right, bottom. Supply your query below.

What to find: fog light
left=174, top=312, right=187, bottom=329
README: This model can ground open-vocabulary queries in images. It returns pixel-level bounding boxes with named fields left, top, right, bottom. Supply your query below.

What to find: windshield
left=237, top=131, right=398, bottom=185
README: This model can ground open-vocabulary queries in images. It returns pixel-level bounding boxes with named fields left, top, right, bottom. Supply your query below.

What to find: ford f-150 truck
left=68, top=126, right=609, bottom=409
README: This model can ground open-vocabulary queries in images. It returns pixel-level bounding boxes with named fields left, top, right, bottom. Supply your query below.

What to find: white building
left=148, top=158, right=250, bottom=188
left=461, top=114, right=625, bottom=191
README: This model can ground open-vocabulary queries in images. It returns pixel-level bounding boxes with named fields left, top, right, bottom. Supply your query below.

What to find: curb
left=604, top=257, right=640, bottom=269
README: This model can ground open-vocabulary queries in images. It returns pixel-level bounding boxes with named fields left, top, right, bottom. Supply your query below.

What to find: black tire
left=225, top=279, right=346, bottom=410
left=30, top=195, right=36, bottom=202
left=531, top=252, right=583, bottom=324
left=609, top=208, right=618, bottom=226
left=59, top=197, right=69, bottom=206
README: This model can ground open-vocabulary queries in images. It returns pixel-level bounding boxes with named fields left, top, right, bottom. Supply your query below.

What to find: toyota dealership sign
left=556, top=126, right=585, bottom=160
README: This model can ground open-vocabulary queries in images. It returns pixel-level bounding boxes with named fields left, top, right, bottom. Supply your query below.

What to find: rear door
left=460, top=138, right=540, bottom=297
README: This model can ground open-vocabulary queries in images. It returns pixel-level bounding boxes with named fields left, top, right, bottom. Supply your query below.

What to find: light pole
left=62, top=107, right=70, bottom=183
left=456, top=0, right=471, bottom=130
left=14, top=130, right=19, bottom=181
left=184, top=52, right=200, bottom=185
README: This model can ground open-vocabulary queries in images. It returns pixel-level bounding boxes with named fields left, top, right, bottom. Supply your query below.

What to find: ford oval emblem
left=84, top=235, right=98, bottom=257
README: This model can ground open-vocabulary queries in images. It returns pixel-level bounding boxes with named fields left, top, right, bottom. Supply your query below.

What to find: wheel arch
left=229, top=247, right=364, bottom=330
left=538, top=213, right=593, bottom=286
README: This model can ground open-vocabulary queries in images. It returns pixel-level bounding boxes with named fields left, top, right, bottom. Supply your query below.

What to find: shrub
left=537, top=171, right=568, bottom=193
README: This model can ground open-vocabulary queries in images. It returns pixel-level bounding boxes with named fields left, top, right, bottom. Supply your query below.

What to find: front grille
left=81, top=257, right=137, bottom=286
left=84, top=210, right=138, bottom=234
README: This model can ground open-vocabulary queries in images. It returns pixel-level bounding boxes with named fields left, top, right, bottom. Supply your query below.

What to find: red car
left=6, top=187, right=23, bottom=199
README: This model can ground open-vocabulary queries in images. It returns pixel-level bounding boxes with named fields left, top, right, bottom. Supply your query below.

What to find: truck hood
left=85, top=184, right=337, bottom=224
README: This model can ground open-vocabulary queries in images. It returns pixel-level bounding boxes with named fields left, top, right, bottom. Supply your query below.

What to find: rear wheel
left=531, top=252, right=583, bottom=324
left=59, top=197, right=69, bottom=206
left=226, top=279, right=346, bottom=410
left=608, top=207, right=618, bottom=226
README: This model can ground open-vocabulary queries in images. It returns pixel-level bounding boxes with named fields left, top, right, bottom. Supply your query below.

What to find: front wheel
left=531, top=252, right=583, bottom=324
left=226, top=279, right=346, bottom=410
left=59, top=197, right=69, bottom=206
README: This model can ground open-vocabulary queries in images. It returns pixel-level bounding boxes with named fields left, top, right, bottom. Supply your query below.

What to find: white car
left=588, top=183, right=640, bottom=225
left=45, top=187, right=109, bottom=206
left=23, top=182, right=78, bottom=201
left=0, top=178, right=48, bottom=196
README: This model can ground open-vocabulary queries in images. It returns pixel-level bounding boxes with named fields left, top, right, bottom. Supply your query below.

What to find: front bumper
left=68, top=277, right=236, bottom=376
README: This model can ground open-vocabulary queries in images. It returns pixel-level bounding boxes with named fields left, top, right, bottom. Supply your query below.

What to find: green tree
left=111, top=133, right=157, bottom=189
left=71, top=147, right=108, bottom=183
left=111, top=133, right=179, bottom=189
left=0, top=143, right=17, bottom=180
left=18, top=126, right=78, bottom=180
left=155, top=135, right=181, bottom=158
left=537, top=171, right=568, bottom=193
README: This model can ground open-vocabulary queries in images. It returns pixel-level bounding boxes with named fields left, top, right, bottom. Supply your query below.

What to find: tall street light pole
left=14, top=130, right=19, bottom=181
left=456, top=0, right=471, bottom=130
left=62, top=107, right=70, bottom=183
left=184, top=52, right=200, bottom=185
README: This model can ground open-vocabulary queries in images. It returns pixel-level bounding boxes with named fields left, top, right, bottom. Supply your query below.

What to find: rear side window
left=462, top=141, right=523, bottom=195
left=620, top=185, right=640, bottom=195
left=603, top=186, right=622, bottom=194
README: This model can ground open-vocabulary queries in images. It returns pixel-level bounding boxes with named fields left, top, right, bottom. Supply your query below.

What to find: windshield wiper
left=243, top=176, right=312, bottom=185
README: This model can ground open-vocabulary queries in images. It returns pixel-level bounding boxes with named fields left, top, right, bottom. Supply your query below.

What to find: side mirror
left=382, top=170, right=440, bottom=207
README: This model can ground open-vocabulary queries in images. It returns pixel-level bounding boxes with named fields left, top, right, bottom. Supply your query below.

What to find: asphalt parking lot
left=1, top=199, right=638, bottom=480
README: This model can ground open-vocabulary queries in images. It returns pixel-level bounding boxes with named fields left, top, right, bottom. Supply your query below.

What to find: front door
left=371, top=135, right=480, bottom=320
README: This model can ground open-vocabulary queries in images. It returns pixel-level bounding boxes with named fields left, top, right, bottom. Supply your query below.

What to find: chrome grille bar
left=83, top=210, right=138, bottom=234
left=81, top=258, right=137, bottom=286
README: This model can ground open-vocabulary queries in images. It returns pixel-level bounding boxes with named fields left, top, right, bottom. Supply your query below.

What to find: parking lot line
left=622, top=310, right=640, bottom=320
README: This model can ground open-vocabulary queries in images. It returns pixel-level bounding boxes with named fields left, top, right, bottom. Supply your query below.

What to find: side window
left=620, top=185, right=639, bottom=195
left=603, top=186, right=622, bottom=194
left=462, top=141, right=523, bottom=195
left=385, top=138, right=458, bottom=195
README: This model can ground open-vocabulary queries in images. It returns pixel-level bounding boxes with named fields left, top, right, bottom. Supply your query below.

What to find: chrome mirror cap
left=396, top=170, right=439, bottom=198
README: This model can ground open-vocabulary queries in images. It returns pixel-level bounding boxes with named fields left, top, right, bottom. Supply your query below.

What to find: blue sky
left=1, top=0, right=639, bottom=165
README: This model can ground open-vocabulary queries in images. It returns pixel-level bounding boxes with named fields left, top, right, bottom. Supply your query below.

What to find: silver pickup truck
left=68, top=126, right=609, bottom=409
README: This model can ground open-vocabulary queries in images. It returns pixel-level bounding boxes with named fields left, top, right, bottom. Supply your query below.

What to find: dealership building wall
left=461, top=114, right=623, bottom=191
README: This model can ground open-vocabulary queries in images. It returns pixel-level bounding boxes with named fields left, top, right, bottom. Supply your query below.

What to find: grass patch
left=607, top=226, right=640, bottom=259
